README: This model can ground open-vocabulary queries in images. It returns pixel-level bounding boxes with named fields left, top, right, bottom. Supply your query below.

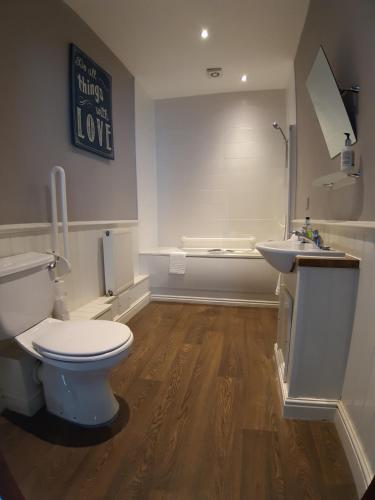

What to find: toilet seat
left=15, top=318, right=133, bottom=364
left=35, top=337, right=133, bottom=363
left=31, top=320, right=132, bottom=362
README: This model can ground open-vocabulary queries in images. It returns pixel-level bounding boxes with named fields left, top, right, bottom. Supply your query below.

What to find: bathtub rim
left=139, top=247, right=264, bottom=259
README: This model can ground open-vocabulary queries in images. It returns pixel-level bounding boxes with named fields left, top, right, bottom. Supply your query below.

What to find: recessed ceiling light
left=207, top=67, right=222, bottom=78
left=241, top=74, right=247, bottom=82
left=201, top=28, right=209, bottom=39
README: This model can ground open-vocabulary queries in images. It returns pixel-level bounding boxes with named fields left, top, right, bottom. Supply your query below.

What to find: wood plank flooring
left=0, top=303, right=357, bottom=500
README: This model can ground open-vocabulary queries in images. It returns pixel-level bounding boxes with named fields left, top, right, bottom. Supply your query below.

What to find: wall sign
left=70, top=43, right=114, bottom=159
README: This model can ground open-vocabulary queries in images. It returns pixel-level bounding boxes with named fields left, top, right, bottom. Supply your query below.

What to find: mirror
left=306, top=47, right=357, bottom=158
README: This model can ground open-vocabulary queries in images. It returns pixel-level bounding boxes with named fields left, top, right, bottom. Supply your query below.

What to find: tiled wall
left=155, top=90, right=287, bottom=247
left=293, top=220, right=375, bottom=475
left=0, top=222, right=139, bottom=312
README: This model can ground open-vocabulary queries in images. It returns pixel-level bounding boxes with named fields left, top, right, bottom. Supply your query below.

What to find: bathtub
left=139, top=237, right=279, bottom=307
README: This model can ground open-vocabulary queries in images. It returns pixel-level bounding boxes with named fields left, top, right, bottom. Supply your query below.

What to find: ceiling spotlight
left=201, top=28, right=209, bottom=39
left=241, top=74, right=247, bottom=82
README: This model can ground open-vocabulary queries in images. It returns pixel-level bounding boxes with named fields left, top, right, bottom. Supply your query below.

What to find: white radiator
left=103, top=229, right=134, bottom=296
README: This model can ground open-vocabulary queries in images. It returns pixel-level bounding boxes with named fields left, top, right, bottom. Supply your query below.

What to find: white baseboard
left=274, top=343, right=373, bottom=496
left=274, top=344, right=338, bottom=420
left=335, top=401, right=373, bottom=497
left=115, top=292, right=151, bottom=324
left=151, top=294, right=278, bottom=308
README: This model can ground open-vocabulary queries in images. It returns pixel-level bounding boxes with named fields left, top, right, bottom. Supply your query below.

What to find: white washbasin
left=256, top=240, right=345, bottom=273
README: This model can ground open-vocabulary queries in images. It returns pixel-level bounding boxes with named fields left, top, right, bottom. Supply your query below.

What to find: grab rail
left=50, top=165, right=70, bottom=261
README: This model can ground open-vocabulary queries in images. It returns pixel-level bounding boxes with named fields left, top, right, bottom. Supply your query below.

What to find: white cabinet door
left=277, top=284, right=293, bottom=382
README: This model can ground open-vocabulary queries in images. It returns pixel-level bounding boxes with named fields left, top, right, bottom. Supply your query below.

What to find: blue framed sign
left=70, top=44, right=114, bottom=159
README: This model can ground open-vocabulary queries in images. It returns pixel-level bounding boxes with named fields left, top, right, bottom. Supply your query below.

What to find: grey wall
left=0, top=0, right=137, bottom=224
left=294, top=0, right=375, bottom=220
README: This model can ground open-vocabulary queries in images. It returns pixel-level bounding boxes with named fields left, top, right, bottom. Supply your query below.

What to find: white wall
left=312, top=223, right=375, bottom=476
left=292, top=0, right=375, bottom=487
left=0, top=222, right=138, bottom=312
left=155, top=90, right=287, bottom=247
left=286, top=66, right=297, bottom=128
left=285, top=67, right=297, bottom=229
left=135, top=82, right=158, bottom=251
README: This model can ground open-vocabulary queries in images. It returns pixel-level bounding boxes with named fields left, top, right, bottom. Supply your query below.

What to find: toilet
left=0, top=252, right=133, bottom=426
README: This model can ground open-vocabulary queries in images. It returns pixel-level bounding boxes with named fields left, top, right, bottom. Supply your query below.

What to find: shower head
left=272, top=121, right=288, bottom=144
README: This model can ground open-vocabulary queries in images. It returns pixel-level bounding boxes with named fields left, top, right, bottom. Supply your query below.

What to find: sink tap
left=292, top=230, right=323, bottom=248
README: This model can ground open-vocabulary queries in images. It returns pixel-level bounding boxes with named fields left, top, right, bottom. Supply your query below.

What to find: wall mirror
left=306, top=46, right=357, bottom=159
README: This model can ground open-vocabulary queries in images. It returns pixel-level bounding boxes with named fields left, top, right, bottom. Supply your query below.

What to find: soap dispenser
left=341, top=133, right=355, bottom=173
left=303, top=216, right=313, bottom=239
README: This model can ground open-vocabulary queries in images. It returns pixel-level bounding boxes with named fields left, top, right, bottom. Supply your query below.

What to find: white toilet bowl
left=16, top=318, right=134, bottom=426
left=0, top=252, right=135, bottom=427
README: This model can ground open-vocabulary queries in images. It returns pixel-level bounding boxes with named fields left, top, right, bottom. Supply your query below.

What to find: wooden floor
left=0, top=303, right=357, bottom=500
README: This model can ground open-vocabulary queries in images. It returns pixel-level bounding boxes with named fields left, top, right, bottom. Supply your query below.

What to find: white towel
left=169, top=251, right=187, bottom=275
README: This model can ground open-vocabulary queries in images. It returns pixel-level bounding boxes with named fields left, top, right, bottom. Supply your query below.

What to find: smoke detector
left=206, top=67, right=223, bottom=79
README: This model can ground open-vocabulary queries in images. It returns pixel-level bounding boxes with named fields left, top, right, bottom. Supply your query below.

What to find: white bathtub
left=139, top=238, right=279, bottom=307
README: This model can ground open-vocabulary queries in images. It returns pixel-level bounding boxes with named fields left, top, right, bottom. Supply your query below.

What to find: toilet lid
left=32, top=320, right=132, bottom=358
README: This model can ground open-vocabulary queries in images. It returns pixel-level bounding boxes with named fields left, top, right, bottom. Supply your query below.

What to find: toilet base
left=39, top=363, right=120, bottom=427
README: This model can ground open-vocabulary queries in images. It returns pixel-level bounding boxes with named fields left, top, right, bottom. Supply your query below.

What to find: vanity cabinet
left=275, top=255, right=359, bottom=419
left=277, top=284, right=293, bottom=382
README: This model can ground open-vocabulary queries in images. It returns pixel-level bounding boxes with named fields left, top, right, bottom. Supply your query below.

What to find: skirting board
left=151, top=294, right=278, bottom=308
left=335, top=402, right=373, bottom=497
left=274, top=344, right=338, bottom=420
left=275, top=343, right=373, bottom=497
left=115, top=292, right=151, bottom=324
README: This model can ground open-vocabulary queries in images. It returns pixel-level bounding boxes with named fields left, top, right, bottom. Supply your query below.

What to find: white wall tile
left=224, top=141, right=264, bottom=159
left=156, top=90, right=286, bottom=246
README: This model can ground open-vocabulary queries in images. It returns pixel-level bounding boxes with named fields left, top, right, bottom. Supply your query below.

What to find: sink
left=256, top=240, right=345, bottom=273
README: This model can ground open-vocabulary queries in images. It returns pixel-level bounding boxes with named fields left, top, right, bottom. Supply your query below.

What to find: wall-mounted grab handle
left=50, top=165, right=70, bottom=262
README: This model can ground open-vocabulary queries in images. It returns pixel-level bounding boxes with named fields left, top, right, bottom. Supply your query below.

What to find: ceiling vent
left=206, top=67, right=223, bottom=79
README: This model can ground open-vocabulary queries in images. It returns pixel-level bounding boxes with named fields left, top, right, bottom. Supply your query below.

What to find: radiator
left=103, top=229, right=134, bottom=296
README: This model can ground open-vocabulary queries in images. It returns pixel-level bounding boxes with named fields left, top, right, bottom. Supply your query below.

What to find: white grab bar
left=50, top=165, right=70, bottom=261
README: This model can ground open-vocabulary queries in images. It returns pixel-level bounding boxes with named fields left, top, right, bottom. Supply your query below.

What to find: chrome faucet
left=292, top=230, right=323, bottom=249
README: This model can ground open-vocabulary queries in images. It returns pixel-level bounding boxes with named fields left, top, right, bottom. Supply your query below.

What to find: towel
left=169, top=251, right=187, bottom=275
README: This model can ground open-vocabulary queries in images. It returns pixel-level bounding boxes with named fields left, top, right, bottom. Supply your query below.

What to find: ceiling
left=65, top=0, right=310, bottom=99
